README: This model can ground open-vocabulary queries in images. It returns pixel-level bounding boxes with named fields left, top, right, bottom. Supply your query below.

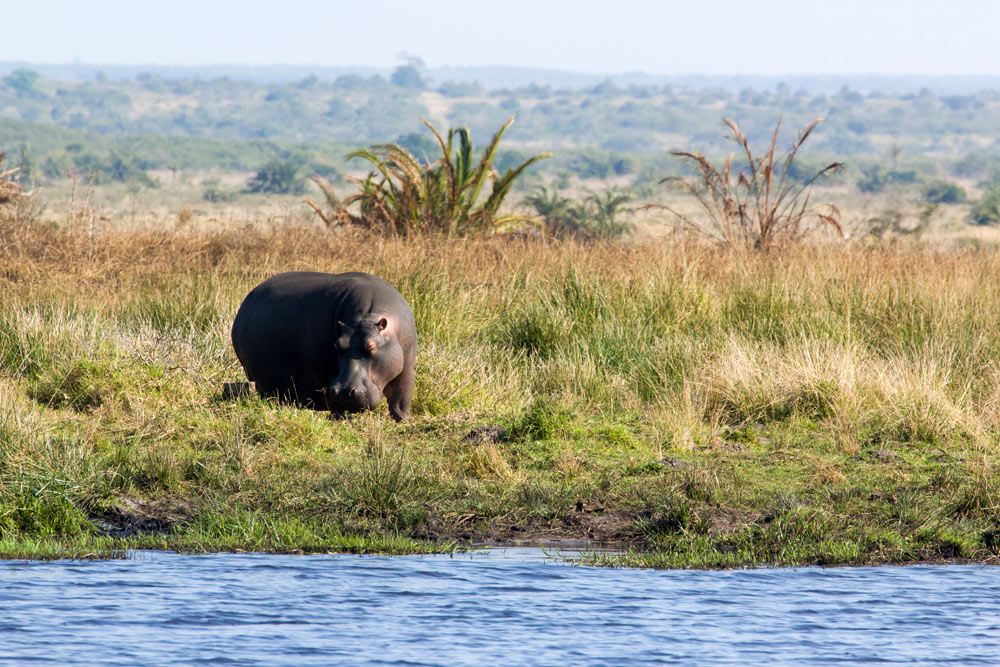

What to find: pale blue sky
left=4, top=0, right=997, bottom=75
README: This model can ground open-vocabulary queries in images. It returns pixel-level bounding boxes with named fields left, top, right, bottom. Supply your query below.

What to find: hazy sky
left=4, top=0, right=997, bottom=75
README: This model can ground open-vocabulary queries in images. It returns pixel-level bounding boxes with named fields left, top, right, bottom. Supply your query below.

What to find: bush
left=390, top=66, right=424, bottom=89
left=245, top=159, right=304, bottom=195
left=0, top=152, right=24, bottom=210
left=393, top=132, right=438, bottom=160
left=2, top=69, right=41, bottom=97
left=526, top=186, right=632, bottom=240
left=970, top=189, right=1000, bottom=226
left=0, top=151, right=40, bottom=226
left=305, top=117, right=549, bottom=236
left=650, top=118, right=844, bottom=250
left=437, top=81, right=482, bottom=97
left=202, top=187, right=235, bottom=203
left=923, top=180, right=967, bottom=204
left=857, top=166, right=921, bottom=194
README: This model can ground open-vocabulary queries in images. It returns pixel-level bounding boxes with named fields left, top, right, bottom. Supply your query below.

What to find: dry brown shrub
left=648, top=118, right=844, bottom=251
left=0, top=151, right=26, bottom=212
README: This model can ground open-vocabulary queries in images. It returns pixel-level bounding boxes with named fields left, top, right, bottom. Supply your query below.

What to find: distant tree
left=571, top=153, right=614, bottom=179
left=611, top=155, right=637, bottom=175
left=325, top=97, right=352, bottom=120
left=500, top=97, right=520, bottom=112
left=836, top=86, right=863, bottom=104
left=970, top=188, right=1000, bottom=226
left=951, top=153, right=990, bottom=179
left=857, top=165, right=920, bottom=193
left=3, top=69, right=40, bottom=96
left=390, top=66, right=424, bottom=89
left=923, top=180, right=967, bottom=204
left=520, top=83, right=551, bottom=99
left=495, top=149, right=528, bottom=173
left=333, top=74, right=366, bottom=89
left=136, top=72, right=164, bottom=92
left=587, top=79, right=621, bottom=97
left=437, top=81, right=483, bottom=98
left=394, top=132, right=438, bottom=159
left=202, top=187, right=235, bottom=203
left=246, top=159, right=305, bottom=195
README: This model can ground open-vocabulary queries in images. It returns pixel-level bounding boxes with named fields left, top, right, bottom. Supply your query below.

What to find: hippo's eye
left=377, top=318, right=388, bottom=331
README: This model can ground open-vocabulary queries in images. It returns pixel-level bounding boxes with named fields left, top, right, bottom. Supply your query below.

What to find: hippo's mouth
left=324, top=388, right=380, bottom=415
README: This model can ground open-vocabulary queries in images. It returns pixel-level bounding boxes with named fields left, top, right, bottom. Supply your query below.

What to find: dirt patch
left=461, top=425, right=508, bottom=445
left=92, top=497, right=193, bottom=537
left=658, top=456, right=694, bottom=470
left=705, top=509, right=761, bottom=535
left=408, top=507, right=638, bottom=549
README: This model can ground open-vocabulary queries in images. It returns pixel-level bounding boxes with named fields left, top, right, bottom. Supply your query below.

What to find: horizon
left=5, top=61, right=1000, bottom=97
left=5, top=61, right=1000, bottom=79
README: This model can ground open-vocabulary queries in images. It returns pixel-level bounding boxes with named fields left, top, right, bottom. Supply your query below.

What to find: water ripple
left=1, top=551, right=999, bottom=665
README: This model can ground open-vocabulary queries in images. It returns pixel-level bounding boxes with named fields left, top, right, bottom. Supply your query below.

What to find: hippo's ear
left=335, top=320, right=345, bottom=334
left=377, top=317, right=388, bottom=331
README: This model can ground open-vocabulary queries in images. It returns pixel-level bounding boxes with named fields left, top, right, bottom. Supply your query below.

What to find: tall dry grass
left=2, top=216, right=999, bottom=447
left=4, top=213, right=1000, bottom=563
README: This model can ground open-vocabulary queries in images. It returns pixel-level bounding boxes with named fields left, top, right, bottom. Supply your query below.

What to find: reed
left=649, top=118, right=844, bottom=250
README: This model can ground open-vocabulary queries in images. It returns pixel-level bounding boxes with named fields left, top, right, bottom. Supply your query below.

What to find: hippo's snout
left=327, top=381, right=381, bottom=412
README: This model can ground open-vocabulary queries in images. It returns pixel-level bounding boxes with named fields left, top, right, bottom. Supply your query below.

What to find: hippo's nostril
left=348, top=387, right=356, bottom=398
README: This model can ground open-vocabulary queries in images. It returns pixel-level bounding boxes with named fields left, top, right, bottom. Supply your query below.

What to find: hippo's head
left=325, top=314, right=405, bottom=415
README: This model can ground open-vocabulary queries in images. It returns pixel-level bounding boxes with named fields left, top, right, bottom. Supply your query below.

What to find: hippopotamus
left=231, top=271, right=416, bottom=421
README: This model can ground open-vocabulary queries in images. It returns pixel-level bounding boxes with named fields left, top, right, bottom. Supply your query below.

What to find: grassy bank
left=1, top=218, right=1000, bottom=566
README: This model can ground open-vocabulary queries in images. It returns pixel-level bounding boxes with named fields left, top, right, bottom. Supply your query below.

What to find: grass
left=1, top=216, right=1000, bottom=567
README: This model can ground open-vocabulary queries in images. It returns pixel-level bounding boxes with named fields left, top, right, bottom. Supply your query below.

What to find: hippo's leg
left=383, top=363, right=414, bottom=422
left=253, top=374, right=315, bottom=407
left=251, top=373, right=281, bottom=401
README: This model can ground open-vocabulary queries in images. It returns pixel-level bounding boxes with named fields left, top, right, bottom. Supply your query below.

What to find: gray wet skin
left=231, top=271, right=416, bottom=421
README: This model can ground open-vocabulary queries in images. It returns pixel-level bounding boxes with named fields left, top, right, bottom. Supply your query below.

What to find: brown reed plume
left=0, top=152, right=25, bottom=209
left=648, top=118, right=845, bottom=251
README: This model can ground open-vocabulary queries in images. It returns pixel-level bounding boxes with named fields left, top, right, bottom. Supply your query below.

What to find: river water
left=1, top=548, right=998, bottom=665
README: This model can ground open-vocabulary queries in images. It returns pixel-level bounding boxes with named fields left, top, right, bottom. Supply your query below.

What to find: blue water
left=1, top=549, right=998, bottom=666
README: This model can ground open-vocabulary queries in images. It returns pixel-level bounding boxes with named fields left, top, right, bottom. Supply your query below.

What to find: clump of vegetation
left=0, top=152, right=23, bottom=210
left=649, top=118, right=844, bottom=250
left=305, top=117, right=550, bottom=236
left=864, top=205, right=935, bottom=241
left=202, top=187, right=236, bottom=203
left=246, top=158, right=305, bottom=195
left=525, top=186, right=632, bottom=239
left=970, top=188, right=1000, bottom=226
left=0, top=151, right=40, bottom=228
left=922, top=179, right=967, bottom=204
left=856, top=165, right=920, bottom=193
